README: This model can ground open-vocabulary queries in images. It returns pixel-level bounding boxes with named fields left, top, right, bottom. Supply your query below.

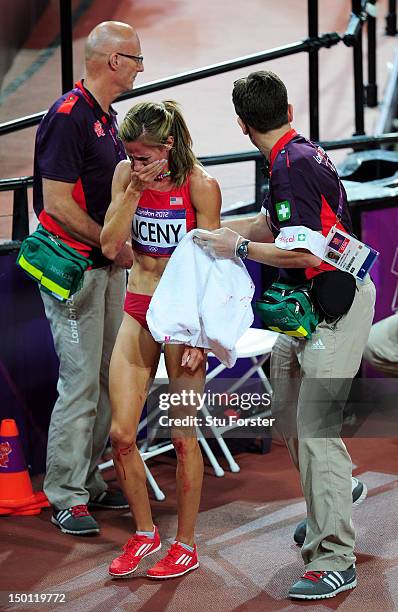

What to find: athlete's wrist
left=124, top=185, right=141, bottom=203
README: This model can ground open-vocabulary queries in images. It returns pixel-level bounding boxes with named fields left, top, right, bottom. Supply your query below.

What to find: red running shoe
left=109, top=527, right=161, bottom=577
left=147, top=542, right=199, bottom=579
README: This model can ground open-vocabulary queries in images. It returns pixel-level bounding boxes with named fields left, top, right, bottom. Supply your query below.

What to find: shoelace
left=162, top=543, right=192, bottom=567
left=302, top=570, right=326, bottom=583
left=120, top=535, right=151, bottom=558
left=71, top=504, right=90, bottom=518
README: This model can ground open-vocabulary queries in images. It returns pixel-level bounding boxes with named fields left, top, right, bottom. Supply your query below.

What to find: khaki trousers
left=271, top=277, right=376, bottom=570
left=42, top=265, right=125, bottom=509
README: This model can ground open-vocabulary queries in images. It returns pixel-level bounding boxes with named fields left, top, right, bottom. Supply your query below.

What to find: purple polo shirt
left=262, top=129, right=353, bottom=282
left=33, top=80, right=126, bottom=266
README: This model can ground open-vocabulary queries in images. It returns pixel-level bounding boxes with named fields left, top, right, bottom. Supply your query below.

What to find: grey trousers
left=363, top=313, right=398, bottom=376
left=271, top=277, right=376, bottom=570
left=41, top=265, right=125, bottom=509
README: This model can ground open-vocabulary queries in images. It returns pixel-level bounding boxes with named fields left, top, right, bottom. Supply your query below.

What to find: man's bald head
left=85, top=21, right=139, bottom=60
left=83, top=21, right=143, bottom=103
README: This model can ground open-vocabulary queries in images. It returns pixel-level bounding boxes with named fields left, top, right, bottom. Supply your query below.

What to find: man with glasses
left=33, top=21, right=143, bottom=535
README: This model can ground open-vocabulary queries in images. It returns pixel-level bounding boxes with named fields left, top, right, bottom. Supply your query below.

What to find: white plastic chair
left=202, top=328, right=279, bottom=472
left=145, top=328, right=278, bottom=477
left=98, top=442, right=174, bottom=501
left=99, top=353, right=226, bottom=504
left=144, top=355, right=226, bottom=478
left=100, top=328, right=278, bottom=499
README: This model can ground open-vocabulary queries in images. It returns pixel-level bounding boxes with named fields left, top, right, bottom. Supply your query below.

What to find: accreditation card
left=323, top=226, right=379, bottom=280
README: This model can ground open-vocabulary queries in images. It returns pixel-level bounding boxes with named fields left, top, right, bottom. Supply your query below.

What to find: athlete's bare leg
left=109, top=313, right=161, bottom=532
left=164, top=344, right=206, bottom=547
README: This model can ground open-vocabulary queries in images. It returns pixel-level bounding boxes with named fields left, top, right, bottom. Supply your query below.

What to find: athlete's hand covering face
left=194, top=227, right=242, bottom=259
left=127, top=159, right=167, bottom=193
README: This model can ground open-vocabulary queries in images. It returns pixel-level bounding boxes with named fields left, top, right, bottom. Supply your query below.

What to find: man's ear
left=287, top=103, right=293, bottom=123
left=237, top=116, right=249, bottom=135
left=108, top=52, right=119, bottom=71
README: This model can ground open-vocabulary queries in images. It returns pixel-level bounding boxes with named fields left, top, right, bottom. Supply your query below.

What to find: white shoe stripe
left=331, top=572, right=344, bottom=586
left=135, top=544, right=147, bottom=556
left=323, top=577, right=337, bottom=589
left=58, top=511, right=70, bottom=522
left=183, top=557, right=192, bottom=565
left=175, top=554, right=187, bottom=565
left=326, top=574, right=340, bottom=587
left=333, top=571, right=344, bottom=585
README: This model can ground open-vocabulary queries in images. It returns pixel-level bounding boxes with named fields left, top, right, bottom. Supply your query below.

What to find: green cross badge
left=275, top=200, right=291, bottom=221
left=298, top=233, right=306, bottom=241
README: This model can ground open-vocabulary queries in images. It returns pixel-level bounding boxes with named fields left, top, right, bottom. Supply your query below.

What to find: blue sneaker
left=51, top=505, right=100, bottom=535
left=289, top=566, right=357, bottom=600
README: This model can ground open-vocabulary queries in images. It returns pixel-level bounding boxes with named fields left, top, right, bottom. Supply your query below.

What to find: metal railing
left=386, top=0, right=397, bottom=35
left=0, top=36, right=338, bottom=138
left=0, top=0, right=382, bottom=141
left=2, top=131, right=398, bottom=252
left=0, top=176, right=32, bottom=243
left=0, top=0, right=396, bottom=252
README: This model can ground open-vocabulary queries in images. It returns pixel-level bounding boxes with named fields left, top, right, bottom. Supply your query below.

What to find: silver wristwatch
left=236, top=239, right=250, bottom=259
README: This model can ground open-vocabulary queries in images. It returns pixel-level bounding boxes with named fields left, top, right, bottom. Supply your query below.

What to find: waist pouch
left=311, top=270, right=356, bottom=320
left=16, top=226, right=92, bottom=301
left=255, top=282, right=320, bottom=340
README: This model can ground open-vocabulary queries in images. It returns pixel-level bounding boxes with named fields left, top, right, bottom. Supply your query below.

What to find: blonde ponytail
left=163, top=101, right=199, bottom=186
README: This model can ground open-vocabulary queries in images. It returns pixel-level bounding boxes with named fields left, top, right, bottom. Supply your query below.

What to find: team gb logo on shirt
left=94, top=120, right=105, bottom=138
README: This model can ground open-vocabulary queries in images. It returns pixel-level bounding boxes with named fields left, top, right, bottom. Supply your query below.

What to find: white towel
left=147, top=230, right=254, bottom=367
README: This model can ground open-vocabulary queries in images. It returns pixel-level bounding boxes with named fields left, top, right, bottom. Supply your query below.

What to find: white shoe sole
left=290, top=578, right=357, bottom=600
left=109, top=543, right=162, bottom=578
left=51, top=515, right=100, bottom=535
left=352, top=481, right=368, bottom=507
left=88, top=503, right=130, bottom=510
left=147, top=562, right=199, bottom=579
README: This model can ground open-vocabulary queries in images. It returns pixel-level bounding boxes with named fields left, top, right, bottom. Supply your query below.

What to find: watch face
left=238, top=241, right=248, bottom=258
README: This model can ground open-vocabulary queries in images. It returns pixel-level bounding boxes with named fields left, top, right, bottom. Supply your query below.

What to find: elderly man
left=197, top=70, right=375, bottom=600
left=33, top=21, right=143, bottom=535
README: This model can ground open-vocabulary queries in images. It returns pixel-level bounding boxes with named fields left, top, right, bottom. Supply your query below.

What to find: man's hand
left=194, top=227, right=242, bottom=259
left=114, top=242, right=134, bottom=268
left=181, top=346, right=205, bottom=372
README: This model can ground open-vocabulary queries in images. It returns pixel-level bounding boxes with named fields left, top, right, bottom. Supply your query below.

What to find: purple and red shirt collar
left=269, top=128, right=297, bottom=170
left=74, top=80, right=118, bottom=120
